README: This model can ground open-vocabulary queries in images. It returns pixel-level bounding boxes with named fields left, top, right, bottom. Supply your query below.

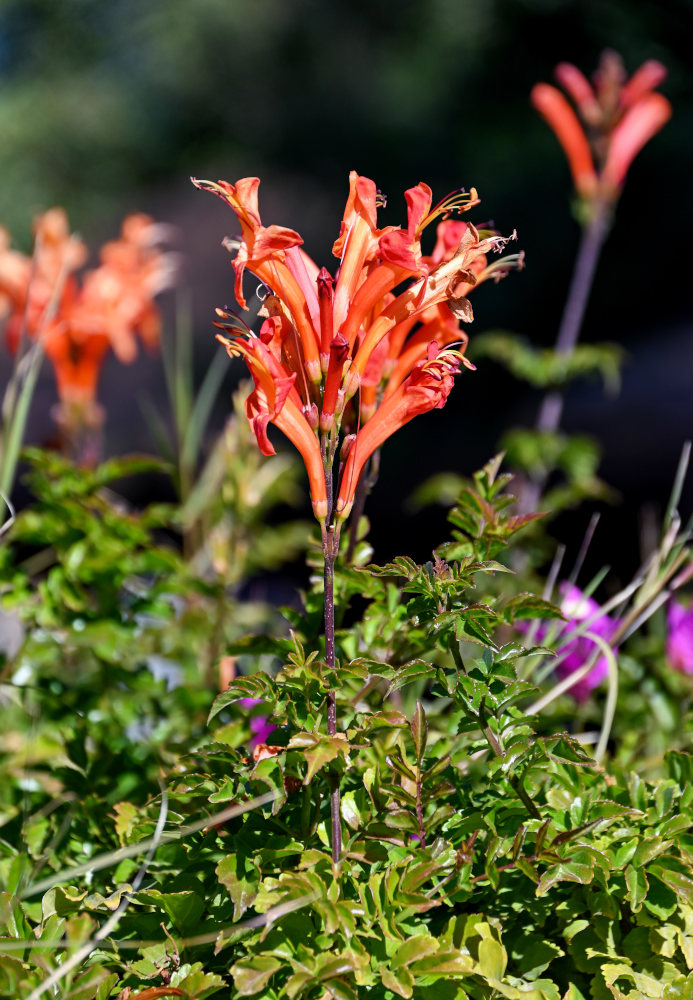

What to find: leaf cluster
left=1, top=453, right=692, bottom=999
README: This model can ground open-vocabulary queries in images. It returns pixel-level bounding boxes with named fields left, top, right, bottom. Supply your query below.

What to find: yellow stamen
left=418, top=188, right=481, bottom=235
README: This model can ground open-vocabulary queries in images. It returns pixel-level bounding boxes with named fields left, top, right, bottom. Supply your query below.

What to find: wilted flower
left=666, top=600, right=693, bottom=675
left=194, top=173, right=521, bottom=524
left=0, top=209, right=177, bottom=431
left=535, top=584, right=620, bottom=702
left=531, top=50, right=671, bottom=205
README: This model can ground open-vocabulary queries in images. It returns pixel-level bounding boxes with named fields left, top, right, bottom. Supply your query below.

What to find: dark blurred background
left=0, top=0, right=691, bottom=577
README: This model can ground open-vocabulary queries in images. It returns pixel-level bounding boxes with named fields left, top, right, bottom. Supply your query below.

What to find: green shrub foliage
left=1, top=453, right=692, bottom=999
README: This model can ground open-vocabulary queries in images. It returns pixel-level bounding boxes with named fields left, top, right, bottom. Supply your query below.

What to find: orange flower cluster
left=531, top=51, right=671, bottom=204
left=194, top=173, right=520, bottom=522
left=0, top=208, right=177, bottom=423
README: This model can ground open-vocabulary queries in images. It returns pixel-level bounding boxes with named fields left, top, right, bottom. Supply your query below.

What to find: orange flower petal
left=531, top=83, right=598, bottom=197
left=601, top=92, right=672, bottom=190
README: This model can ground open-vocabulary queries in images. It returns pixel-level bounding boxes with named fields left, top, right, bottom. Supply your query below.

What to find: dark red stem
left=323, top=528, right=341, bottom=863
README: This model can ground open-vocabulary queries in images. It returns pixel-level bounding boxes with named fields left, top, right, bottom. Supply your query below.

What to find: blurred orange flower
left=195, top=173, right=521, bottom=522
left=0, top=209, right=177, bottom=424
left=531, top=50, right=671, bottom=204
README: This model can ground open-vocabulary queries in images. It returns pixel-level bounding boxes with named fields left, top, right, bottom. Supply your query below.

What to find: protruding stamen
left=479, top=251, right=526, bottom=283
left=222, top=235, right=242, bottom=256
left=419, top=188, right=481, bottom=234
left=213, top=306, right=253, bottom=336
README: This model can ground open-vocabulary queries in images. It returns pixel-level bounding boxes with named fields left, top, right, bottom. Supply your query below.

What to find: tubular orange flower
left=601, top=93, right=672, bottom=191
left=530, top=83, right=598, bottom=198
left=0, top=209, right=176, bottom=420
left=197, top=173, right=521, bottom=527
left=335, top=343, right=463, bottom=519
left=532, top=51, right=671, bottom=206
left=193, top=177, right=322, bottom=380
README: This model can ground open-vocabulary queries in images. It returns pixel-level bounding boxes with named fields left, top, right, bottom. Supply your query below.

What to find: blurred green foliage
left=0, top=0, right=687, bottom=250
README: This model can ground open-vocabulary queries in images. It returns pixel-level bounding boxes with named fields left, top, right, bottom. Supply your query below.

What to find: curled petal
left=350, top=224, right=499, bottom=380
left=191, top=177, right=262, bottom=231
left=336, top=346, right=461, bottom=518
left=332, top=172, right=379, bottom=259
left=246, top=374, right=295, bottom=456
left=195, top=176, right=303, bottom=310
left=221, top=333, right=327, bottom=518
left=332, top=172, right=383, bottom=334
left=384, top=308, right=467, bottom=396
left=378, top=182, right=432, bottom=272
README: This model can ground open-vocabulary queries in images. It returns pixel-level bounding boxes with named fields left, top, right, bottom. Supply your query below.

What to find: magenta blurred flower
left=534, top=584, right=620, bottom=702
left=666, top=601, right=693, bottom=675
left=238, top=696, right=276, bottom=749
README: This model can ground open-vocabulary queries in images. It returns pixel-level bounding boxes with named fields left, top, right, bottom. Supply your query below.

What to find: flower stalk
left=323, top=521, right=341, bottom=863
left=530, top=53, right=671, bottom=442
left=194, top=172, right=521, bottom=867
left=535, top=197, right=611, bottom=436
left=521, top=52, right=672, bottom=510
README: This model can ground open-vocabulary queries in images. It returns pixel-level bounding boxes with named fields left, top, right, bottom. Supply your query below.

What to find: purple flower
left=666, top=600, right=693, bottom=675
left=534, top=584, right=620, bottom=702
left=238, top=696, right=276, bottom=750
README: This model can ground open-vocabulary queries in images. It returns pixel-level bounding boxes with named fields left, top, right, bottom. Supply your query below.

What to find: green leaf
left=133, top=889, right=205, bottom=933
left=216, top=853, right=260, bottom=921
left=231, top=955, right=282, bottom=996
left=112, top=801, right=139, bottom=846
left=386, top=659, right=436, bottom=695
left=42, top=886, right=88, bottom=919
left=288, top=732, right=350, bottom=783
left=536, top=862, right=594, bottom=896
left=392, top=934, right=439, bottom=969
left=386, top=753, right=417, bottom=784
left=381, top=965, right=414, bottom=998
left=502, top=593, right=562, bottom=623
left=625, top=864, right=649, bottom=913
left=477, top=937, right=507, bottom=981
left=324, top=978, right=360, bottom=1000
left=655, top=867, right=693, bottom=906
left=410, top=951, right=475, bottom=976
left=411, top=702, right=427, bottom=765
left=510, top=933, right=563, bottom=978
left=471, top=331, right=623, bottom=390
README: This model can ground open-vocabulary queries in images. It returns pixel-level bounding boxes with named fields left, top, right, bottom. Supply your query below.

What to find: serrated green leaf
left=288, top=732, right=350, bottom=783
left=217, top=853, right=260, bottom=921
left=231, top=955, right=282, bottom=996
